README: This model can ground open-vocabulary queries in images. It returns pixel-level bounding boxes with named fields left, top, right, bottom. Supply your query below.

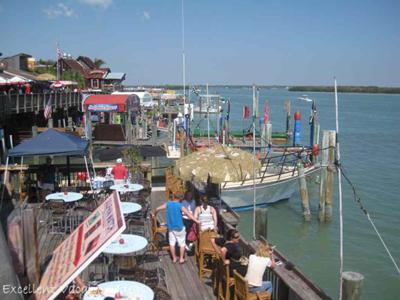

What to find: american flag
left=44, top=94, right=53, bottom=120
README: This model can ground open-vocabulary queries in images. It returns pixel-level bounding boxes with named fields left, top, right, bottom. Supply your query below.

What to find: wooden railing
left=0, top=91, right=82, bottom=120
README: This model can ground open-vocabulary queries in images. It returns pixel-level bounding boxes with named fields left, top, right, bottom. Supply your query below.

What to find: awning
left=83, top=94, right=139, bottom=113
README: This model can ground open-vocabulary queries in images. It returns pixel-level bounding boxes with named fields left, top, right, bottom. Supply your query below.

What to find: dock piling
left=297, top=161, right=311, bottom=221
left=255, top=207, right=268, bottom=240
left=325, top=130, right=336, bottom=221
left=342, top=271, right=364, bottom=300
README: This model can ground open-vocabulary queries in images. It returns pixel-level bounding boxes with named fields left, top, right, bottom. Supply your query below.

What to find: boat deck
left=37, top=188, right=215, bottom=299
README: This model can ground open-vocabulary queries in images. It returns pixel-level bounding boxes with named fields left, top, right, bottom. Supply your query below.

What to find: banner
left=87, top=104, right=119, bottom=112
left=36, top=192, right=125, bottom=300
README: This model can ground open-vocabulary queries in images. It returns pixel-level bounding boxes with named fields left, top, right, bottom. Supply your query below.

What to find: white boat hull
left=220, top=166, right=320, bottom=210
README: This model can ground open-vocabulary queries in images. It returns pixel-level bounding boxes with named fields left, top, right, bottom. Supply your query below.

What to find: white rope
left=366, top=213, right=400, bottom=275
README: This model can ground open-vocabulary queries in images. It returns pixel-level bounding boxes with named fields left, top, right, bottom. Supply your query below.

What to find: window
left=91, top=79, right=99, bottom=88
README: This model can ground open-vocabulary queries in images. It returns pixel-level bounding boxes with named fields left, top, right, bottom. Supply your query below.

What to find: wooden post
left=298, top=161, right=311, bottom=221
left=260, top=123, right=266, bottom=153
left=22, top=206, right=40, bottom=288
left=342, top=271, right=364, bottom=300
left=16, top=93, right=20, bottom=114
left=325, top=130, right=336, bottom=221
left=48, top=118, right=53, bottom=128
left=23, top=93, right=27, bottom=113
left=32, top=126, right=39, bottom=164
left=319, top=131, right=329, bottom=222
left=255, top=207, right=268, bottom=240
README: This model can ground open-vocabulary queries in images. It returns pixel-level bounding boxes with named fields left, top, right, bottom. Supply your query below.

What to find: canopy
left=83, top=94, right=139, bottom=113
left=176, top=144, right=261, bottom=183
left=8, top=129, right=88, bottom=157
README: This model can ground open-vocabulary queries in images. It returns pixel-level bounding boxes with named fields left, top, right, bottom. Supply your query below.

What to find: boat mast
left=181, top=0, right=186, bottom=104
left=335, top=78, right=344, bottom=300
left=252, top=84, right=257, bottom=239
left=207, top=83, right=210, bottom=147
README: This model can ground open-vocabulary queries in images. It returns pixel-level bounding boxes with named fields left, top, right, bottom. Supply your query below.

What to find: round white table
left=45, top=192, right=83, bottom=203
left=121, top=202, right=142, bottom=215
left=84, top=280, right=154, bottom=300
left=103, top=234, right=148, bottom=255
left=110, top=183, right=144, bottom=193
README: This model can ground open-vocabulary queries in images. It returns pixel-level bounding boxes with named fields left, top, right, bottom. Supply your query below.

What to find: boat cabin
left=83, top=94, right=140, bottom=143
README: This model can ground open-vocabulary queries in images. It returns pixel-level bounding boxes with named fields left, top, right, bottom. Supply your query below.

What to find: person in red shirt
left=111, top=158, right=127, bottom=184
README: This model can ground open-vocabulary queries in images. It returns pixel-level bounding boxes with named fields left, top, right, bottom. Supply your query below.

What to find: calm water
left=198, top=87, right=400, bottom=299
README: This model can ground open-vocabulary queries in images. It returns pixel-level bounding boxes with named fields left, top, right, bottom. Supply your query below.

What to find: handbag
left=187, top=223, right=198, bottom=242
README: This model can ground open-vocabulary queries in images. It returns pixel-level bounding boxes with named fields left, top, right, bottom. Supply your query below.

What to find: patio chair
left=197, top=229, right=219, bottom=282
left=47, top=200, right=67, bottom=234
left=149, top=214, right=169, bottom=256
left=216, top=255, right=235, bottom=300
left=233, top=270, right=271, bottom=300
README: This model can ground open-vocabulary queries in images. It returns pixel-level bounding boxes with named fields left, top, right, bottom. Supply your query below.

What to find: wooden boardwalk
left=36, top=188, right=216, bottom=299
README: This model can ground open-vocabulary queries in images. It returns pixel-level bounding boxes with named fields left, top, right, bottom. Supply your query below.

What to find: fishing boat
left=193, top=94, right=225, bottom=114
left=219, top=149, right=320, bottom=210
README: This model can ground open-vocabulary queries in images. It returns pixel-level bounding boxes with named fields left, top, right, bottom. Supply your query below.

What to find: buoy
left=312, top=144, right=320, bottom=156
left=294, top=111, right=301, bottom=121
left=293, top=111, right=301, bottom=145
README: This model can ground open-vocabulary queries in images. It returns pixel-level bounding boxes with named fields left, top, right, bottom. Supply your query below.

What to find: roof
left=87, top=69, right=108, bottom=79
left=8, top=129, right=88, bottom=157
left=83, top=94, right=132, bottom=112
left=60, top=58, right=86, bottom=73
left=105, top=73, right=126, bottom=80
left=76, top=56, right=97, bottom=69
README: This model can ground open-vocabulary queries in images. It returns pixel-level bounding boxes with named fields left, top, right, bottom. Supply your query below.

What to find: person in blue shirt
left=152, top=192, right=199, bottom=264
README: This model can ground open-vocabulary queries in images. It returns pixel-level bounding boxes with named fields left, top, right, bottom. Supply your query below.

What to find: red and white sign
left=35, top=191, right=125, bottom=300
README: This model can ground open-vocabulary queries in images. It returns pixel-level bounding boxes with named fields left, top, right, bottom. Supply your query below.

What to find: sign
left=87, top=104, right=119, bottom=112
left=36, top=192, right=125, bottom=300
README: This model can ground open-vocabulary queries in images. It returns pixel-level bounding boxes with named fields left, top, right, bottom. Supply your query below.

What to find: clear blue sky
left=1, top=0, right=399, bottom=86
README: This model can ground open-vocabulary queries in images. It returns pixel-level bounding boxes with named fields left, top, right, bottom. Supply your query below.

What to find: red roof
left=83, top=95, right=130, bottom=112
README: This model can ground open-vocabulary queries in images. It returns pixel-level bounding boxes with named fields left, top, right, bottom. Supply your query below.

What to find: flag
left=44, top=94, right=53, bottom=119
left=242, top=105, right=250, bottom=119
left=263, top=99, right=269, bottom=124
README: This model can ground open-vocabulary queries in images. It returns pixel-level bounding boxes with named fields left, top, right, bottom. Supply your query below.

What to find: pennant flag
left=44, top=93, right=53, bottom=120
left=263, top=98, right=269, bottom=124
left=242, top=105, right=250, bottom=120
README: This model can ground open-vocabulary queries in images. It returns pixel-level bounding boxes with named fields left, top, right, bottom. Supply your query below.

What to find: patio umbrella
left=8, top=76, right=27, bottom=85
left=176, top=144, right=261, bottom=183
left=50, top=80, right=64, bottom=88
left=36, top=73, right=56, bottom=81
left=0, top=76, right=9, bottom=85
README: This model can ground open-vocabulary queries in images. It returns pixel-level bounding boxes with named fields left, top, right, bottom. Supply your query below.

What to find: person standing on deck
left=181, top=191, right=197, bottom=250
left=152, top=192, right=199, bottom=264
left=111, top=158, right=127, bottom=184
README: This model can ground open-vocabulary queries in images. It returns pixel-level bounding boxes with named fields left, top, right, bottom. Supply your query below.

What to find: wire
left=338, top=163, right=400, bottom=275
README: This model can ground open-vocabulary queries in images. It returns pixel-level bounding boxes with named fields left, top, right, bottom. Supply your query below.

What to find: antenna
left=181, top=0, right=186, bottom=103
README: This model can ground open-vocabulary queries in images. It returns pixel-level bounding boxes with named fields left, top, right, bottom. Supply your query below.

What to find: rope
left=338, top=163, right=400, bottom=275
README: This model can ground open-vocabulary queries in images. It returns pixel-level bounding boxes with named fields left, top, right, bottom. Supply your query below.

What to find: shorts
left=168, top=228, right=186, bottom=247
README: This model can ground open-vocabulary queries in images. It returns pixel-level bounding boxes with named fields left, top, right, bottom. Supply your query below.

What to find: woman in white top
left=194, top=194, right=218, bottom=232
left=245, top=241, right=276, bottom=293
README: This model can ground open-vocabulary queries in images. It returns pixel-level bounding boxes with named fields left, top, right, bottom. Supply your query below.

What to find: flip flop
left=179, top=260, right=186, bottom=264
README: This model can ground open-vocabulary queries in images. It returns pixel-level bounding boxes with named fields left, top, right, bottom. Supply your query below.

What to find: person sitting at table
left=38, top=157, right=57, bottom=192
left=245, top=240, right=276, bottom=293
left=152, top=192, right=200, bottom=264
left=194, top=194, right=218, bottom=232
left=111, top=158, right=127, bottom=184
left=212, top=228, right=247, bottom=276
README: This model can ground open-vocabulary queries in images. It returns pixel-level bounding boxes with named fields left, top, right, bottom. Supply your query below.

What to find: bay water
left=199, top=87, right=400, bottom=299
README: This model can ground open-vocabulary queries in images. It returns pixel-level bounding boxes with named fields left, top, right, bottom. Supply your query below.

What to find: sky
left=0, top=0, right=399, bottom=86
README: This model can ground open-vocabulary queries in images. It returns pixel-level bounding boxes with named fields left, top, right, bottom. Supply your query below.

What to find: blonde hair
left=256, top=241, right=271, bottom=257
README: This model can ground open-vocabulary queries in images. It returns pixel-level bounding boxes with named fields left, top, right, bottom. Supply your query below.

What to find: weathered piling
left=297, top=162, right=311, bottom=221
left=325, top=130, right=336, bottom=221
left=319, top=130, right=336, bottom=222
left=32, top=126, right=39, bottom=164
left=255, top=207, right=268, bottom=239
left=342, top=271, right=364, bottom=300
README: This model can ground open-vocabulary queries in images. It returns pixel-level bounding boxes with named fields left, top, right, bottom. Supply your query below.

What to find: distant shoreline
left=138, top=84, right=400, bottom=94
left=288, top=86, right=400, bottom=94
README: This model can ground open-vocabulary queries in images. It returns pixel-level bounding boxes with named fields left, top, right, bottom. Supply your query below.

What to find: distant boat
left=193, top=94, right=225, bottom=114
left=298, top=95, right=313, bottom=102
